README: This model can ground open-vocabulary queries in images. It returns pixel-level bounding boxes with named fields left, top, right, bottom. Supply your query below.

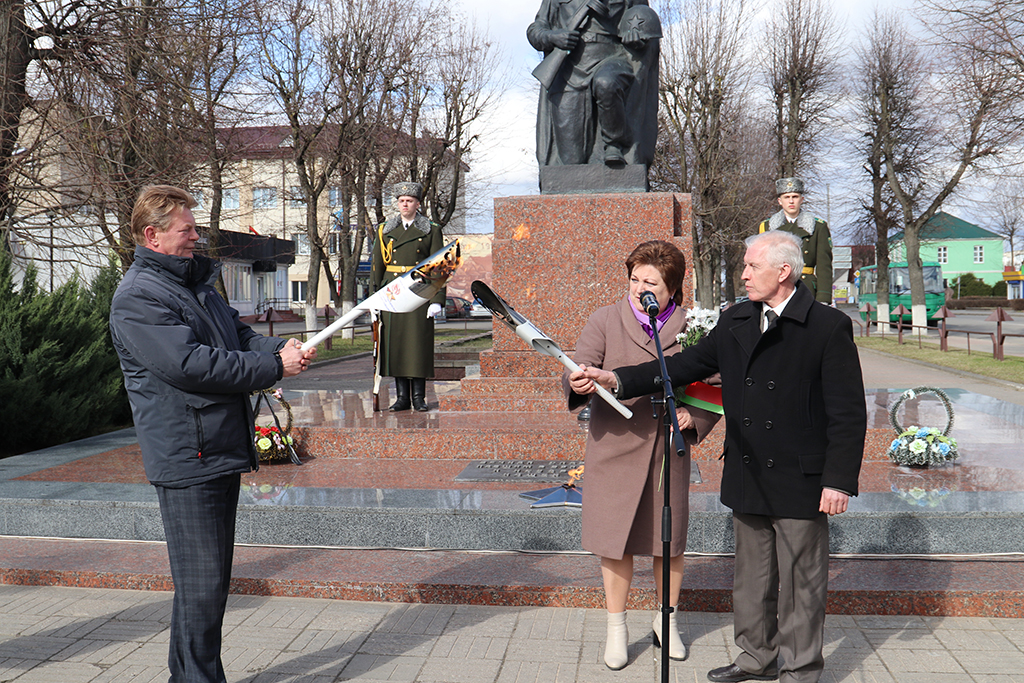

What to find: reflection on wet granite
left=7, top=387, right=1024, bottom=519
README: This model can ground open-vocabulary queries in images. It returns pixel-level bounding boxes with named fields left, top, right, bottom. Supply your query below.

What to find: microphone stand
left=646, top=303, right=688, bottom=683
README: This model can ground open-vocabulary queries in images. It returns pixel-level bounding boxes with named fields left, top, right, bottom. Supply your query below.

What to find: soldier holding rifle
left=371, top=182, right=444, bottom=412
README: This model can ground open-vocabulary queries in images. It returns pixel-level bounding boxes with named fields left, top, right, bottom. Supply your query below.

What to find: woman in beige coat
left=565, top=240, right=719, bottom=670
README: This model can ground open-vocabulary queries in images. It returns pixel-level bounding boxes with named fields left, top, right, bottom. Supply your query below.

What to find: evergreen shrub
left=0, top=251, right=130, bottom=457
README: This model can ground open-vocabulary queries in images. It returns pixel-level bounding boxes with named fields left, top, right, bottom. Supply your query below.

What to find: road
left=839, top=304, right=1024, bottom=358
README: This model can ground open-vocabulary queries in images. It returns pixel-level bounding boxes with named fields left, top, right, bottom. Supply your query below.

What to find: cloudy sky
left=452, top=0, right=928, bottom=237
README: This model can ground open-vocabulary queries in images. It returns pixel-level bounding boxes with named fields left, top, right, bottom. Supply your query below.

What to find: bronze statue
left=528, top=0, right=661, bottom=177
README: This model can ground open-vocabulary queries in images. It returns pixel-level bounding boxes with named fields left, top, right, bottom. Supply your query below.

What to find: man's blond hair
left=130, top=185, right=198, bottom=246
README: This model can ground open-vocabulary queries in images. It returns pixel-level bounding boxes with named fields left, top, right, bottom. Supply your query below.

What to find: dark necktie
left=764, top=309, right=778, bottom=332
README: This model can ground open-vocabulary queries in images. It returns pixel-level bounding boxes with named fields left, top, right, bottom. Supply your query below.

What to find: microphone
left=639, top=291, right=660, bottom=317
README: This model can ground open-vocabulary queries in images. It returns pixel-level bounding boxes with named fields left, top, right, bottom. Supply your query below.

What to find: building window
left=329, top=186, right=342, bottom=207
left=974, top=245, right=984, bottom=263
left=192, top=189, right=204, bottom=209
left=289, top=186, right=305, bottom=208
left=223, top=188, right=239, bottom=210
left=937, top=246, right=947, bottom=264
left=223, top=263, right=252, bottom=302
left=293, top=233, right=310, bottom=256
left=291, top=280, right=307, bottom=303
left=253, top=187, right=277, bottom=209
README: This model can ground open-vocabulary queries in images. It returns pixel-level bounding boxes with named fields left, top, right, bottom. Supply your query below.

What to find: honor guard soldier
left=758, top=177, right=833, bottom=304
left=371, top=182, right=445, bottom=412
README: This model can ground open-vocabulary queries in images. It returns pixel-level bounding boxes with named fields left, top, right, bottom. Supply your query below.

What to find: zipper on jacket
left=188, top=405, right=204, bottom=456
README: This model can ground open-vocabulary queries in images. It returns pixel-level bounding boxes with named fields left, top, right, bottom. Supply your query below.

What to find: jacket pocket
left=799, top=453, right=826, bottom=475
left=800, top=379, right=813, bottom=428
left=185, top=403, right=203, bottom=455
left=183, top=393, right=249, bottom=458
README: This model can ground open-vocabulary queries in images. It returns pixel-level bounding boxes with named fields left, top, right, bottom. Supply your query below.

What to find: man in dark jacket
left=371, top=182, right=444, bottom=412
left=109, top=185, right=314, bottom=683
left=571, top=230, right=865, bottom=683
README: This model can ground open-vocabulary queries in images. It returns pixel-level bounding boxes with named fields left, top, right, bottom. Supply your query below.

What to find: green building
left=889, top=211, right=1004, bottom=287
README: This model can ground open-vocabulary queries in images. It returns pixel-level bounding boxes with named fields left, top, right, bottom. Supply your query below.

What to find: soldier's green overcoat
left=371, top=213, right=445, bottom=378
left=759, top=210, right=833, bottom=304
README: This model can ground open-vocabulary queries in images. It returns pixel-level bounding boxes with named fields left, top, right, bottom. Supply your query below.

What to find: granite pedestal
left=441, top=193, right=693, bottom=413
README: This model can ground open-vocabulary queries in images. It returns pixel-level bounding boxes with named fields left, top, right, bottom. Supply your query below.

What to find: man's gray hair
left=745, top=231, right=803, bottom=285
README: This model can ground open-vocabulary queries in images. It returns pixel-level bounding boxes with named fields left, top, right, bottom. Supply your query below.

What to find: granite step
left=3, top=536, right=1023, bottom=618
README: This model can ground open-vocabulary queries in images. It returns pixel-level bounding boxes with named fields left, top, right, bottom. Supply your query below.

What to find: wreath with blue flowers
left=887, top=387, right=958, bottom=467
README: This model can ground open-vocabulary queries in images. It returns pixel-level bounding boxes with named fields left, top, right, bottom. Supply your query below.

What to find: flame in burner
left=566, top=465, right=584, bottom=487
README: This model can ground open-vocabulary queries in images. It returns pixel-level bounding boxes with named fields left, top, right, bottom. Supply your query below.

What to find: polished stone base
left=539, top=164, right=649, bottom=194
left=1, top=383, right=1021, bottom=555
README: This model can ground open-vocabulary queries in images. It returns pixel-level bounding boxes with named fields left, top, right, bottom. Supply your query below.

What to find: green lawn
left=855, top=336, right=1024, bottom=385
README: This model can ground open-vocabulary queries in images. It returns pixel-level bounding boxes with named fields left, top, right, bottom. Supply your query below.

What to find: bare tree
left=30, top=1, right=204, bottom=270
left=256, top=0, right=349, bottom=330
left=713, top=110, right=777, bottom=302
left=180, top=0, right=262, bottom=242
left=0, top=1, right=32, bottom=242
left=985, top=178, right=1024, bottom=269
left=881, top=17, right=1024, bottom=327
left=406, top=17, right=503, bottom=231
left=925, top=0, right=1024, bottom=84
left=852, top=10, right=933, bottom=323
left=763, top=0, right=843, bottom=178
left=654, top=0, right=762, bottom=307
left=323, top=0, right=428, bottom=328
left=258, top=0, right=450, bottom=332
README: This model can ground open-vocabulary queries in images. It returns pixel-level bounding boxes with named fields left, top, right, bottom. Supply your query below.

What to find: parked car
left=468, top=300, right=492, bottom=318
left=445, top=296, right=473, bottom=318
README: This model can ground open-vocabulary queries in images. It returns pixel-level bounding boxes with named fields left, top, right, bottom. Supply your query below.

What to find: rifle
left=532, top=0, right=606, bottom=90
left=371, top=314, right=382, bottom=412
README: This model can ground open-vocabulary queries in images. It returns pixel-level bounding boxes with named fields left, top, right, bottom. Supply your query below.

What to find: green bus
left=857, top=262, right=945, bottom=325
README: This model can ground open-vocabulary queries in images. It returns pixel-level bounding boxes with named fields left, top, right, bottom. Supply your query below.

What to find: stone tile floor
left=4, top=584, right=1024, bottom=683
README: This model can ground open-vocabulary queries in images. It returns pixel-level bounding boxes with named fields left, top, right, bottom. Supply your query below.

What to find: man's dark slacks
left=732, top=512, right=830, bottom=683
left=156, top=473, right=241, bottom=683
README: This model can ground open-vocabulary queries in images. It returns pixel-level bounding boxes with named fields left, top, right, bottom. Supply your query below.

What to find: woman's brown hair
left=625, top=240, right=687, bottom=305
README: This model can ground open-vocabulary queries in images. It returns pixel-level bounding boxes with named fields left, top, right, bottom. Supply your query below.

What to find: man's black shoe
left=707, top=663, right=778, bottom=682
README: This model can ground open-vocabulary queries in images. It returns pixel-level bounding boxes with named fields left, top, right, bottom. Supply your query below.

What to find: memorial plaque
left=455, top=459, right=583, bottom=483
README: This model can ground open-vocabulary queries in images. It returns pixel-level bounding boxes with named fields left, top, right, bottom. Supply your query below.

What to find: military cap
left=393, top=182, right=424, bottom=201
left=775, top=177, right=805, bottom=195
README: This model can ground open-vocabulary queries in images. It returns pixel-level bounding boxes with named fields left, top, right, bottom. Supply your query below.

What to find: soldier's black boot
left=389, top=377, right=411, bottom=412
left=411, top=378, right=429, bottom=412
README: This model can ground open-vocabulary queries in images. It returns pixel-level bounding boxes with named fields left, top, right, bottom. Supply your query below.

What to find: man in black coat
left=573, top=230, right=866, bottom=683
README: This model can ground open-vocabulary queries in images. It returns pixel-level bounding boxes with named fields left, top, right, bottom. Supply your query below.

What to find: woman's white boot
left=604, top=611, right=629, bottom=670
left=652, top=610, right=687, bottom=661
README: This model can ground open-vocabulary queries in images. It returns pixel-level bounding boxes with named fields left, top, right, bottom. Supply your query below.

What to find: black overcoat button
left=742, top=455, right=751, bottom=464
left=766, top=459, right=775, bottom=467
left=765, top=421, right=773, bottom=430
left=745, top=378, right=754, bottom=386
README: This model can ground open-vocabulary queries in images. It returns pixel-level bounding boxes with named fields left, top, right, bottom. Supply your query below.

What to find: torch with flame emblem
left=302, top=239, right=462, bottom=351
left=470, top=280, right=633, bottom=419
